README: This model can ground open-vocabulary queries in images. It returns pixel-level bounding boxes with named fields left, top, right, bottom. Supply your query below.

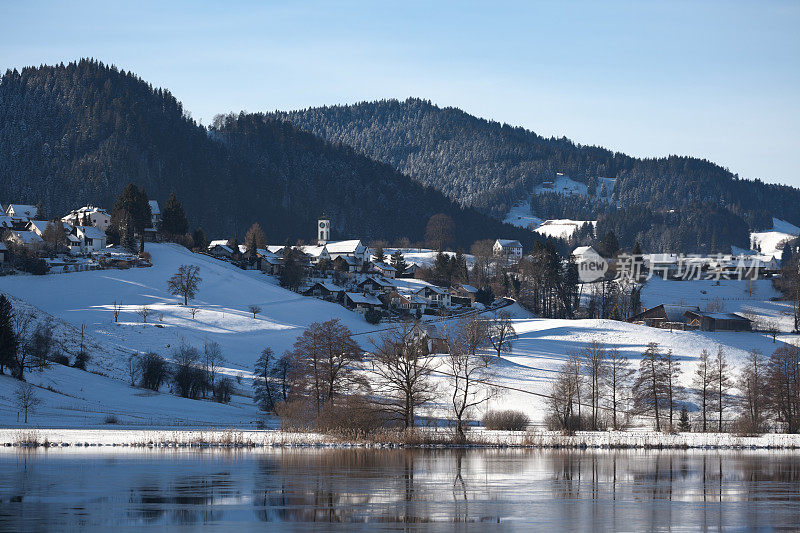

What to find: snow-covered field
left=503, top=201, right=543, bottom=230
left=748, top=218, right=799, bottom=259
left=0, top=243, right=797, bottom=432
left=534, top=219, right=595, bottom=240
left=386, top=248, right=475, bottom=268
left=533, top=175, right=615, bottom=203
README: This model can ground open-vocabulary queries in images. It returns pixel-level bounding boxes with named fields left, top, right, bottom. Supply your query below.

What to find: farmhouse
left=494, top=239, right=523, bottom=263
left=683, top=310, right=752, bottom=332
left=627, top=304, right=700, bottom=330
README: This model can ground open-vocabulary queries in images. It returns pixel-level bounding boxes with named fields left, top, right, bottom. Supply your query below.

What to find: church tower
left=317, top=216, right=330, bottom=245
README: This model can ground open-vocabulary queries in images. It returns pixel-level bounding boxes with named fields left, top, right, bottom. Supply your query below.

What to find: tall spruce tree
left=112, top=184, right=151, bottom=252
left=0, top=295, right=17, bottom=375
left=161, top=192, right=189, bottom=237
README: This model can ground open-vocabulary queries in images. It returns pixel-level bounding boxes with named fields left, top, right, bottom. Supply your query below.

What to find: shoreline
left=2, top=428, right=799, bottom=450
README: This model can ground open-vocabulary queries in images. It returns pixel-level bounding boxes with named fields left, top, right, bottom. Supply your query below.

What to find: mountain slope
left=0, top=61, right=538, bottom=248
left=274, top=98, right=800, bottom=228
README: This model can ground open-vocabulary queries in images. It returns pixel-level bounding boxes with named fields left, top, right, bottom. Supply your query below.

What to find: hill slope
left=274, top=98, right=800, bottom=229
left=0, top=60, right=537, bottom=248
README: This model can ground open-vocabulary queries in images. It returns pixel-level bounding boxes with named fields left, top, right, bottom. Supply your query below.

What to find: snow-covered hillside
left=533, top=174, right=615, bottom=203
left=534, top=219, right=595, bottom=240
left=503, top=201, right=543, bottom=230
left=749, top=218, right=799, bottom=259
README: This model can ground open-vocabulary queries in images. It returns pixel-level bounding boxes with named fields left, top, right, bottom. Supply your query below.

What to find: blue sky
left=2, top=1, right=798, bottom=187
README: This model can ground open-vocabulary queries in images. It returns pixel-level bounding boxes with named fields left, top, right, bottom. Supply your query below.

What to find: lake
left=0, top=448, right=798, bottom=531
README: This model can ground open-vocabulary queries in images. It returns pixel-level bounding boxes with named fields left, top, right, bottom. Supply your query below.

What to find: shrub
left=50, top=352, right=70, bottom=366
left=315, top=395, right=388, bottom=437
left=275, top=400, right=316, bottom=431
left=214, top=378, right=234, bottom=403
left=73, top=350, right=91, bottom=370
left=364, top=309, right=382, bottom=325
left=482, top=410, right=530, bottom=431
left=104, top=414, right=119, bottom=424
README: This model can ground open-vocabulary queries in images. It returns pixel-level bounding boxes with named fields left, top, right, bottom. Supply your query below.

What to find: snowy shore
left=2, top=428, right=799, bottom=449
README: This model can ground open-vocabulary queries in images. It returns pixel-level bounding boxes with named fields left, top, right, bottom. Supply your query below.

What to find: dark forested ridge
left=0, top=60, right=539, bottom=248
left=274, top=98, right=800, bottom=230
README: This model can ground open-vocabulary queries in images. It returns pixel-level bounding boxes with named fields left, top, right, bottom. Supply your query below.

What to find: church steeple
left=317, top=215, right=330, bottom=245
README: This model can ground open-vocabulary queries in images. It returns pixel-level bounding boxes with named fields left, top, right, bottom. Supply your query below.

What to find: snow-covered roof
left=326, top=240, right=363, bottom=254
left=646, top=253, right=679, bottom=265
left=210, top=244, right=233, bottom=254
left=148, top=200, right=160, bottom=215
left=238, top=244, right=248, bottom=254
left=64, top=205, right=110, bottom=216
left=8, top=230, right=43, bottom=244
left=313, top=282, right=344, bottom=292
left=359, top=275, right=395, bottom=288
left=298, top=245, right=327, bottom=257
left=0, top=216, right=13, bottom=228
left=208, top=240, right=230, bottom=248
left=372, top=261, right=396, bottom=272
left=457, top=283, right=478, bottom=293
left=687, top=310, right=750, bottom=321
left=77, top=226, right=106, bottom=239
left=345, top=292, right=383, bottom=305
left=495, top=239, right=523, bottom=248
left=415, top=284, right=448, bottom=295
left=335, top=255, right=359, bottom=265
left=572, top=246, right=599, bottom=257
left=6, top=204, right=38, bottom=219
left=265, top=245, right=286, bottom=254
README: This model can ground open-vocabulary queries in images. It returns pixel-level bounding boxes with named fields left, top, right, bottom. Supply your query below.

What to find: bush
left=364, top=309, right=382, bottom=325
left=482, top=410, right=530, bottom=431
left=275, top=400, right=316, bottom=431
left=50, top=352, right=70, bottom=366
left=213, top=378, right=234, bottom=403
left=104, top=414, right=119, bottom=424
left=315, top=395, right=388, bottom=437
left=73, top=350, right=91, bottom=370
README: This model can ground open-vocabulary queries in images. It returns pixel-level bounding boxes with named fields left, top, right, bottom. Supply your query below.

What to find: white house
left=5, top=230, right=44, bottom=249
left=371, top=261, right=397, bottom=279
left=494, top=239, right=523, bottom=263
left=6, top=204, right=38, bottom=223
left=27, top=220, right=73, bottom=238
left=414, top=284, right=452, bottom=308
left=326, top=239, right=370, bottom=264
left=74, top=226, right=108, bottom=253
left=149, top=200, right=161, bottom=229
left=62, top=206, right=112, bottom=232
left=297, top=244, right=330, bottom=263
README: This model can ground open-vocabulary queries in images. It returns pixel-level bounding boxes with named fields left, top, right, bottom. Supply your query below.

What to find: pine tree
left=192, top=227, right=207, bottom=250
left=112, top=184, right=151, bottom=252
left=678, top=405, right=691, bottom=432
left=253, top=347, right=276, bottom=412
left=374, top=244, right=386, bottom=263
left=0, top=295, right=18, bottom=375
left=161, top=192, right=189, bottom=237
left=390, top=250, right=407, bottom=276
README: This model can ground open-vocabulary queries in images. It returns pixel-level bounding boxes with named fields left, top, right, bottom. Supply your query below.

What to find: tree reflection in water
left=0, top=448, right=799, bottom=529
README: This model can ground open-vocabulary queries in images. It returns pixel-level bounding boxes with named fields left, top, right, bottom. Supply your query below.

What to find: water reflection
left=0, top=448, right=798, bottom=530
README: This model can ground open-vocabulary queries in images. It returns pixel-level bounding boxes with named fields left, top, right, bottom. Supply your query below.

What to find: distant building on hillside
left=148, top=200, right=161, bottom=229
left=494, top=239, right=523, bottom=263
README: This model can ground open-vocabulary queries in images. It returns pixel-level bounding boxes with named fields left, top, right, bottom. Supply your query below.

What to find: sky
left=1, top=0, right=799, bottom=187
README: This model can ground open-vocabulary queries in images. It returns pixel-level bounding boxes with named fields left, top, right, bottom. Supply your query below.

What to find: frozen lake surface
left=0, top=448, right=798, bottom=530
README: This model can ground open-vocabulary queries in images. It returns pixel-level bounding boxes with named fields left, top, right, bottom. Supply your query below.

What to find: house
left=643, top=254, right=680, bottom=279
left=385, top=291, right=428, bottom=313
left=6, top=204, right=39, bottom=223
left=333, top=255, right=360, bottom=273
left=62, top=206, right=111, bottom=231
left=74, top=226, right=107, bottom=252
left=257, top=250, right=283, bottom=275
left=0, top=216, right=13, bottom=231
left=303, top=282, right=345, bottom=302
left=371, top=261, right=397, bottom=279
left=5, top=230, right=44, bottom=249
left=148, top=200, right=161, bottom=230
left=400, top=262, right=419, bottom=278
left=27, top=220, right=71, bottom=238
left=209, top=243, right=234, bottom=259
left=414, top=284, right=452, bottom=308
left=450, top=283, right=479, bottom=304
left=326, top=240, right=370, bottom=264
left=494, top=239, right=523, bottom=263
left=627, top=304, right=699, bottom=330
left=357, top=275, right=396, bottom=295
left=297, top=245, right=330, bottom=264
left=409, top=321, right=449, bottom=354
left=683, top=310, right=752, bottom=332
left=344, top=292, right=384, bottom=313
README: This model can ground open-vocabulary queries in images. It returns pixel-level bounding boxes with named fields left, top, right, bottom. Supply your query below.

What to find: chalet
left=209, top=243, right=234, bottom=258
left=494, top=239, right=523, bottom=263
left=62, top=206, right=111, bottom=231
left=344, top=292, right=384, bottom=313
left=257, top=250, right=283, bottom=275
left=6, top=204, right=38, bottom=223
left=357, top=275, right=396, bottom=294
left=683, top=310, right=752, bottom=332
left=400, top=262, right=419, bottom=278
left=74, top=226, right=107, bottom=252
left=5, top=230, right=44, bottom=249
left=148, top=200, right=161, bottom=230
left=627, top=304, right=700, bottom=330
left=572, top=245, right=603, bottom=262
left=450, top=283, right=479, bottom=304
left=414, top=284, right=451, bottom=308
left=326, top=240, right=370, bottom=264
left=333, top=255, right=360, bottom=273
left=371, top=261, right=397, bottom=279
left=385, top=291, right=428, bottom=312
left=409, top=322, right=448, bottom=354
left=303, top=282, right=345, bottom=302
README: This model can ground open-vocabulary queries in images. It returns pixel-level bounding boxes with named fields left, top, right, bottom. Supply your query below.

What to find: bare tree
left=189, top=307, right=200, bottom=320
left=14, top=383, right=41, bottom=423
left=202, top=340, right=225, bottom=396
left=172, top=344, right=204, bottom=399
left=632, top=342, right=667, bottom=431
left=663, top=349, right=683, bottom=430
left=766, top=343, right=800, bottom=433
left=248, top=305, right=262, bottom=319
left=443, top=316, right=495, bottom=442
left=139, top=351, right=168, bottom=391
left=253, top=347, right=277, bottom=412
left=605, top=346, right=633, bottom=430
left=127, top=354, right=139, bottom=386
left=167, top=264, right=202, bottom=305
left=739, top=349, right=768, bottom=432
left=289, top=319, right=363, bottom=414
left=710, top=346, right=734, bottom=431
left=487, top=311, right=517, bottom=358
left=136, top=305, right=150, bottom=323
left=692, top=349, right=713, bottom=432
left=580, top=340, right=607, bottom=429
left=369, top=321, right=438, bottom=429
left=113, top=300, right=122, bottom=322
left=764, top=319, right=780, bottom=343
left=548, top=359, right=580, bottom=432
left=10, top=309, right=34, bottom=381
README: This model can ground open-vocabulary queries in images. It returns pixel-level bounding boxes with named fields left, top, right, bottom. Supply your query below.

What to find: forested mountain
left=274, top=98, right=800, bottom=231
left=0, top=60, right=539, bottom=248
